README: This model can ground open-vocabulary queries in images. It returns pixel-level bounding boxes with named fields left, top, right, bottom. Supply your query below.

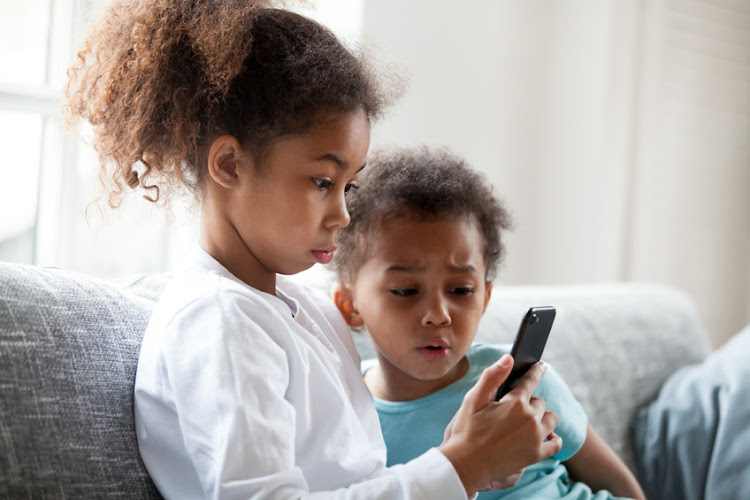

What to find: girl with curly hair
left=66, top=1, right=562, bottom=498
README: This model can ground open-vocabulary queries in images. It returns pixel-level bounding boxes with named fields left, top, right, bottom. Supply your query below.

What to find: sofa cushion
left=0, top=262, right=163, bottom=498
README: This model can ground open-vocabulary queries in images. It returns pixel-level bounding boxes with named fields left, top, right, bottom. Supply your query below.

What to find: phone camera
left=531, top=314, right=539, bottom=324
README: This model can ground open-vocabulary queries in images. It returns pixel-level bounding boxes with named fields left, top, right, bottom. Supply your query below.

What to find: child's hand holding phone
left=440, top=349, right=562, bottom=495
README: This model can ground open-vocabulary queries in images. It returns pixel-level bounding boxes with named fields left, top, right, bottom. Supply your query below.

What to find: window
left=0, top=0, right=57, bottom=265
left=0, top=0, right=198, bottom=277
left=1, top=0, right=361, bottom=281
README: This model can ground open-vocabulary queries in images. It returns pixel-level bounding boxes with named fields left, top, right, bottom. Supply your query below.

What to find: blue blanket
left=633, top=324, right=750, bottom=500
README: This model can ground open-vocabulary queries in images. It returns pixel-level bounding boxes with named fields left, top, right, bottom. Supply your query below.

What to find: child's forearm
left=564, top=424, right=646, bottom=500
left=574, top=463, right=645, bottom=500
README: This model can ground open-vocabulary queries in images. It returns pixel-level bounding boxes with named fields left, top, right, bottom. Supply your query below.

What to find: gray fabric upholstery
left=1, top=261, right=712, bottom=496
left=0, top=262, right=164, bottom=499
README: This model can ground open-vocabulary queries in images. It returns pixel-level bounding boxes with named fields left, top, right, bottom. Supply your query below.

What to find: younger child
left=332, top=147, right=647, bottom=499
left=66, top=1, right=561, bottom=498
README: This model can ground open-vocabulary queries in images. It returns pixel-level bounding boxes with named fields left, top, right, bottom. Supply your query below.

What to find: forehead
left=255, top=108, right=370, bottom=170
left=368, top=216, right=486, bottom=271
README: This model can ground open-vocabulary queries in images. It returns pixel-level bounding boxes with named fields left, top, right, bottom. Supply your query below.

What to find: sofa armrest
left=0, top=262, right=163, bottom=498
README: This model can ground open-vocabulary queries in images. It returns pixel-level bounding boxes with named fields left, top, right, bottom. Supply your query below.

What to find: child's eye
left=390, top=288, right=418, bottom=297
left=313, top=178, right=333, bottom=191
left=344, top=183, right=359, bottom=194
left=450, top=287, right=475, bottom=296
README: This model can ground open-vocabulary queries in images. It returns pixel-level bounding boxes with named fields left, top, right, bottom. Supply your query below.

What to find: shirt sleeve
left=533, top=363, right=588, bottom=461
left=308, top=448, right=469, bottom=500
left=154, top=292, right=469, bottom=500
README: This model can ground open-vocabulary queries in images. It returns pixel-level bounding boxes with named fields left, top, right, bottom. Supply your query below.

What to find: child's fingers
left=507, top=361, right=546, bottom=400
left=541, top=406, right=560, bottom=434
left=462, top=354, right=514, bottom=412
left=541, top=431, right=563, bottom=457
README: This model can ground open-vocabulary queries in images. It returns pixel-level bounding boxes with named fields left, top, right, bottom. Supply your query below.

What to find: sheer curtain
left=363, top=0, right=749, bottom=347
left=626, top=0, right=750, bottom=346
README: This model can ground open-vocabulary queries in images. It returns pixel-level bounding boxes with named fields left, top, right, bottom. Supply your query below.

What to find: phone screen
left=494, top=306, right=556, bottom=401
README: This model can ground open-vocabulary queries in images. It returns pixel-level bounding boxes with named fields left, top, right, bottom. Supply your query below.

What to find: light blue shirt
left=364, top=343, right=628, bottom=499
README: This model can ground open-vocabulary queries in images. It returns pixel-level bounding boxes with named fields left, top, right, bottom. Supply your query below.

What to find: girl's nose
left=421, top=294, right=452, bottom=327
left=326, top=190, right=351, bottom=228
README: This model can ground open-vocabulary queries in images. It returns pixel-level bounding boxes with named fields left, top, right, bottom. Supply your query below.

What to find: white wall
left=361, top=0, right=750, bottom=347
left=5, top=0, right=746, bottom=347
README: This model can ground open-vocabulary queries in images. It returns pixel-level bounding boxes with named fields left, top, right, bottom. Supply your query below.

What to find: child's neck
left=364, top=356, right=470, bottom=402
left=199, top=201, right=276, bottom=295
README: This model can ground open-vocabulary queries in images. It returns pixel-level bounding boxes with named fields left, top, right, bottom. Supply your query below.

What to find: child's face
left=206, top=109, right=369, bottom=292
left=342, top=216, right=491, bottom=400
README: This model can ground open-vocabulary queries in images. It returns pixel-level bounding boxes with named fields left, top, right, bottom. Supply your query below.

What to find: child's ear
left=331, top=283, right=364, bottom=327
left=207, top=135, right=246, bottom=189
left=483, top=281, right=493, bottom=314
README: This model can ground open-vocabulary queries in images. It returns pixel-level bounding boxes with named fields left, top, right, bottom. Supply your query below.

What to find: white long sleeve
left=134, top=247, right=468, bottom=499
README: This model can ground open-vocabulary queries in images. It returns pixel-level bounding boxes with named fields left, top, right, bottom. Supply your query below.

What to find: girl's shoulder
left=157, top=245, right=299, bottom=323
left=166, top=257, right=272, bottom=304
left=151, top=269, right=288, bottom=336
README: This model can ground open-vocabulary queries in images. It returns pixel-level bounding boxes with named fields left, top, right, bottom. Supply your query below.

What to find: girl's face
left=346, top=216, right=492, bottom=401
left=207, top=108, right=370, bottom=293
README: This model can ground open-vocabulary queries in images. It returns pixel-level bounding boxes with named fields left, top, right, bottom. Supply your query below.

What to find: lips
left=311, top=247, right=336, bottom=264
left=417, top=339, right=450, bottom=361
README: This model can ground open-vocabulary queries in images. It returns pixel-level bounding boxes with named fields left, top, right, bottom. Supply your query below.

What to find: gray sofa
left=0, top=261, right=711, bottom=498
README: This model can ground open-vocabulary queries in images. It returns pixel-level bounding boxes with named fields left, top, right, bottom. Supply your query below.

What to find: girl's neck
left=199, top=198, right=277, bottom=295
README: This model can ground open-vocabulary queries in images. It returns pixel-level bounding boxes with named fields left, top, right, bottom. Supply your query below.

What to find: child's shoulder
left=158, top=246, right=294, bottom=316
left=466, top=342, right=568, bottom=395
left=154, top=269, right=278, bottom=328
left=466, top=342, right=512, bottom=368
left=151, top=247, right=290, bottom=330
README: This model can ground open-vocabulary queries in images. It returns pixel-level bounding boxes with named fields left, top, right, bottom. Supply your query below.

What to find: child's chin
left=279, top=261, right=317, bottom=276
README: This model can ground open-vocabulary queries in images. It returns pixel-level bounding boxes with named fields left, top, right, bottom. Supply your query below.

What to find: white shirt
left=134, top=247, right=467, bottom=499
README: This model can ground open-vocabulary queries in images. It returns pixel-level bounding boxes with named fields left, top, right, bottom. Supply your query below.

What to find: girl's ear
left=207, top=135, right=246, bottom=189
left=331, top=283, right=364, bottom=327
left=483, top=281, right=493, bottom=314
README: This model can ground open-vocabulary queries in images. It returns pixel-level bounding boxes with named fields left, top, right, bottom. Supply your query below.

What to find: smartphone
left=493, top=306, right=556, bottom=401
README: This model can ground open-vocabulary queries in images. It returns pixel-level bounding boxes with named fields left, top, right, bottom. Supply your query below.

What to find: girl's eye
left=450, top=287, right=475, bottom=296
left=390, top=288, right=418, bottom=297
left=344, top=183, right=359, bottom=194
left=313, top=178, right=333, bottom=191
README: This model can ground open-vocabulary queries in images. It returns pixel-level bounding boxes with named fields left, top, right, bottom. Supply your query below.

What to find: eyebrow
left=385, top=264, right=477, bottom=274
left=385, top=265, right=425, bottom=273
left=314, top=153, right=366, bottom=173
left=450, top=264, right=477, bottom=274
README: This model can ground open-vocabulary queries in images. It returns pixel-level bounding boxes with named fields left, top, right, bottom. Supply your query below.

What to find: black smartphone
left=493, top=306, right=556, bottom=401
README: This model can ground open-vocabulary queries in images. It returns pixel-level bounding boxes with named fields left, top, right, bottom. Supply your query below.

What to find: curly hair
left=65, top=0, right=395, bottom=208
left=333, top=146, right=513, bottom=283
